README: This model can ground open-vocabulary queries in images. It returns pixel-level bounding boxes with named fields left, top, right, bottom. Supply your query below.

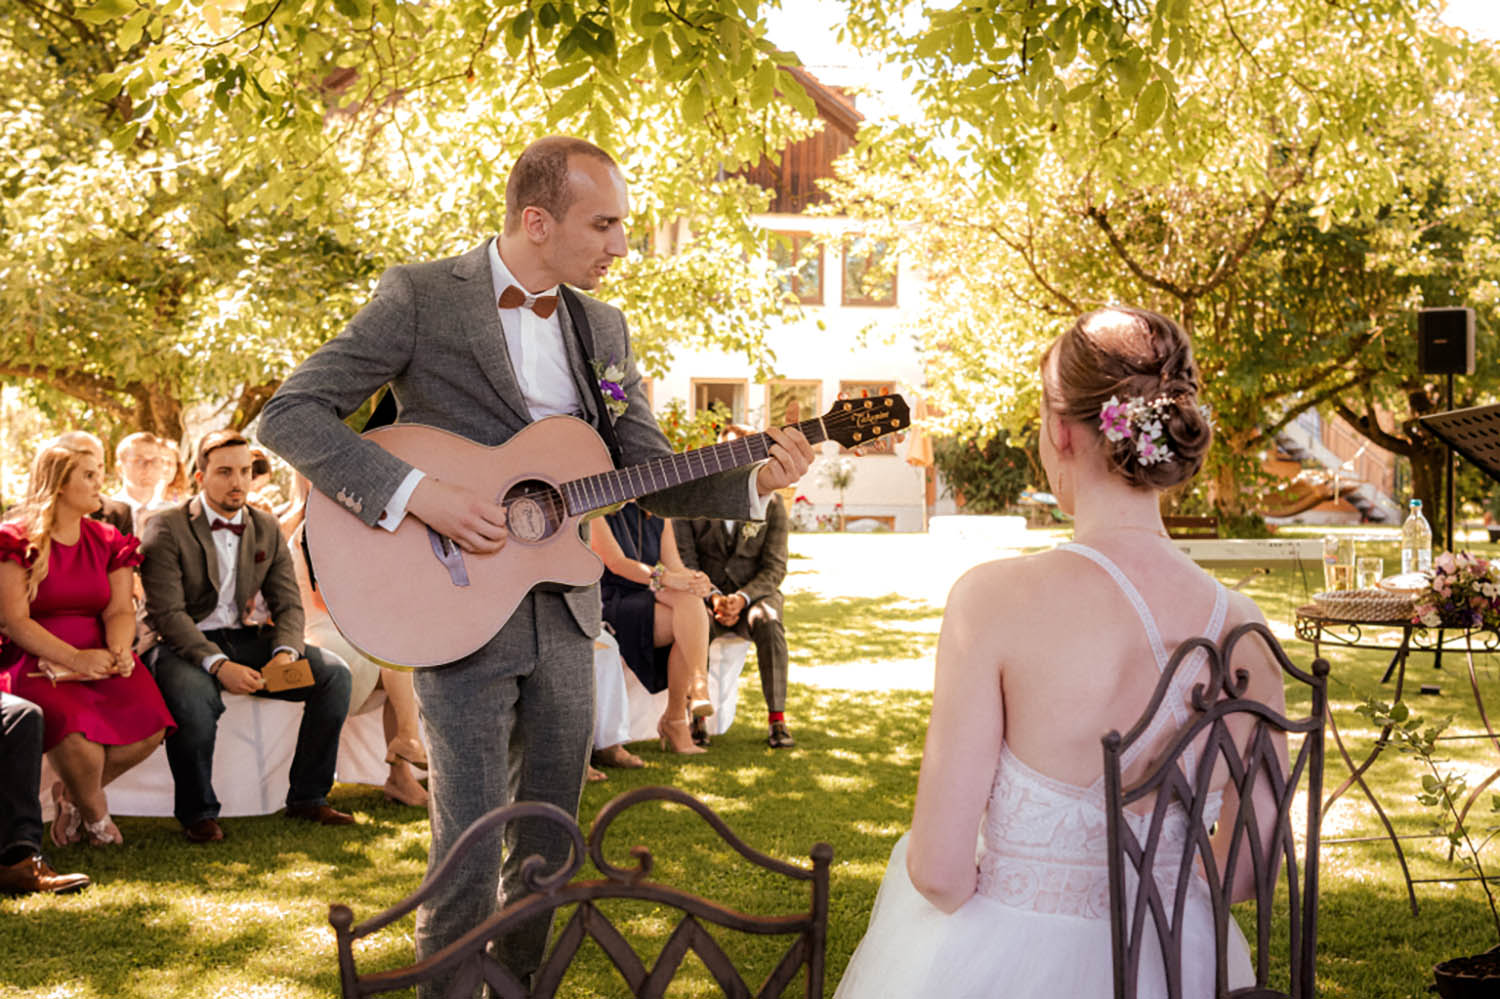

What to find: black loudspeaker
left=1418, top=307, right=1476, bottom=375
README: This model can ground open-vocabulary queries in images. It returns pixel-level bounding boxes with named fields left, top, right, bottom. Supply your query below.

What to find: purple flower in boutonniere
left=590, top=358, right=630, bottom=419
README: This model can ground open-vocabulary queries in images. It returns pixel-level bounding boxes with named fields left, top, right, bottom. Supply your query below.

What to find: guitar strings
left=496, top=400, right=902, bottom=524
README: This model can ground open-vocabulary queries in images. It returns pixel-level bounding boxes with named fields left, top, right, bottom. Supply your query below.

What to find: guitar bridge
left=426, top=527, right=471, bottom=587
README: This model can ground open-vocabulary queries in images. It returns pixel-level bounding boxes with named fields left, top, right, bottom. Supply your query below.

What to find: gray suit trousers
left=412, top=590, right=593, bottom=999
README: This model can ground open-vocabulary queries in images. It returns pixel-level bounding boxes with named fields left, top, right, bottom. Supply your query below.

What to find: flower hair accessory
left=1098, top=394, right=1177, bottom=465
left=590, top=358, right=629, bottom=420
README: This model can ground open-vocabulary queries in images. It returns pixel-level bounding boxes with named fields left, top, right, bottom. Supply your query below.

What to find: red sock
left=768, top=711, right=785, bottom=723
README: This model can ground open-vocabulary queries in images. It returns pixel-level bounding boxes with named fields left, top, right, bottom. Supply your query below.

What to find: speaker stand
left=1447, top=373, right=1456, bottom=555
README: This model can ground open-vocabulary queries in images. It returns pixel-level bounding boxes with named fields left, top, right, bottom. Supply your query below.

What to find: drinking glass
left=1322, top=535, right=1341, bottom=591
left=1331, top=564, right=1355, bottom=590
left=1357, top=556, right=1384, bottom=589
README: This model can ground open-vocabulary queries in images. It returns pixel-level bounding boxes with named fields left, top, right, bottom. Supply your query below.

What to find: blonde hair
left=18, top=444, right=91, bottom=600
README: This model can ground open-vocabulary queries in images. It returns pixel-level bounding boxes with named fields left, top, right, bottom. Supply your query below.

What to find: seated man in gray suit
left=676, top=427, right=795, bottom=749
left=258, top=135, right=813, bottom=996
left=141, top=430, right=352, bottom=843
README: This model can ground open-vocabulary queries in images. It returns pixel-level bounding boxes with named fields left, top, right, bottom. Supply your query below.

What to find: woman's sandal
left=49, top=783, right=81, bottom=848
left=83, top=814, right=123, bottom=846
left=384, top=735, right=429, bottom=770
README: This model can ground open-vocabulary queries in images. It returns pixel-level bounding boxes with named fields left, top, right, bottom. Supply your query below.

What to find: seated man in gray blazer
left=141, top=430, right=352, bottom=843
left=676, top=465, right=794, bottom=749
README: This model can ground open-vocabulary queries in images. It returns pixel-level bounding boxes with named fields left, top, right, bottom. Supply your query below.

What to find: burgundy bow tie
left=211, top=519, right=244, bottom=536
left=497, top=285, right=559, bottom=319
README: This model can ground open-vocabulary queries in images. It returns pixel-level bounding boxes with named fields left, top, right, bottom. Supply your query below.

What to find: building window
left=769, top=232, right=824, bottom=305
left=766, top=380, right=821, bottom=430
left=692, top=379, right=748, bottom=425
left=842, top=237, right=897, bottom=307
left=837, top=381, right=898, bottom=454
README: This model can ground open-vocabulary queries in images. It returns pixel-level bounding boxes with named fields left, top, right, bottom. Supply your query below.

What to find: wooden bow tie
left=498, top=285, right=558, bottom=319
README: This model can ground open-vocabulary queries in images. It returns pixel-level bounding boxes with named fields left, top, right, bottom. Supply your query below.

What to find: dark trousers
left=0, top=693, right=44, bottom=858
left=148, top=628, right=350, bottom=826
left=712, top=592, right=788, bottom=714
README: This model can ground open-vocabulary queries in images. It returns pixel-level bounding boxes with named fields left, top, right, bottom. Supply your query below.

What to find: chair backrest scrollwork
left=329, top=786, right=832, bottom=999
left=1102, top=621, right=1328, bottom=999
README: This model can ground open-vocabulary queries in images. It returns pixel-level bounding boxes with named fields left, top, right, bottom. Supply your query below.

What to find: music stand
left=1420, top=403, right=1500, bottom=550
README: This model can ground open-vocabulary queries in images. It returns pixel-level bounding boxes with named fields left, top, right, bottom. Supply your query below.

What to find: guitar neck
left=561, top=417, right=829, bottom=515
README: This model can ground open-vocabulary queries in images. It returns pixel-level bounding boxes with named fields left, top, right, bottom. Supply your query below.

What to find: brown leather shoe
left=0, top=854, right=90, bottom=895
left=284, top=803, right=355, bottom=826
left=183, top=818, right=225, bottom=843
left=767, top=721, right=796, bottom=749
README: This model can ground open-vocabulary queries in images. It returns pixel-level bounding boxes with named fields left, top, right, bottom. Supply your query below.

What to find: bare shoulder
left=942, top=549, right=1073, bottom=638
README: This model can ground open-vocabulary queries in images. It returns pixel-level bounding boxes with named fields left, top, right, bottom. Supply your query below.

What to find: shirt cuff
left=201, top=653, right=226, bottom=673
left=378, top=469, right=425, bottom=533
left=746, top=461, right=770, bottom=519
left=271, top=646, right=299, bottom=661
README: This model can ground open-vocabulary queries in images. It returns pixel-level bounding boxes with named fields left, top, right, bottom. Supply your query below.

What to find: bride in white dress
left=835, top=308, right=1286, bottom=998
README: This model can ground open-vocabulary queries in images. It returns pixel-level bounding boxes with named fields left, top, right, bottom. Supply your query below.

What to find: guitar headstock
left=818, top=394, right=910, bottom=450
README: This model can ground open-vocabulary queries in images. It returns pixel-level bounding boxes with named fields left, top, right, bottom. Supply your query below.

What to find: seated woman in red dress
left=0, top=441, right=175, bottom=846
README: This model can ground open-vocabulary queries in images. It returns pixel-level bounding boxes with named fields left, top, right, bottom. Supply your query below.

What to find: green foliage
left=1358, top=696, right=1500, bottom=943
left=0, top=2, right=816, bottom=439
left=930, top=431, right=1033, bottom=515
left=656, top=398, right=731, bottom=453
left=827, top=3, right=1500, bottom=520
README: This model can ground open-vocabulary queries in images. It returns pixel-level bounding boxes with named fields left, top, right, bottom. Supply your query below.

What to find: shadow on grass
left=785, top=592, right=941, bottom=667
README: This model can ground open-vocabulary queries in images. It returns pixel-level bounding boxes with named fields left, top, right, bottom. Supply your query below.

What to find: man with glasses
left=113, top=432, right=171, bottom=534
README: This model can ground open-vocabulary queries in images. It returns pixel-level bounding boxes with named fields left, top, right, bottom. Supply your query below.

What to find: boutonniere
left=740, top=522, right=763, bottom=540
left=254, top=550, right=267, bottom=563
left=590, top=358, right=629, bottom=420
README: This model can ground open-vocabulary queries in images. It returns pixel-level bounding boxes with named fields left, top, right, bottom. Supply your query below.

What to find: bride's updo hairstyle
left=1041, top=306, right=1211, bottom=490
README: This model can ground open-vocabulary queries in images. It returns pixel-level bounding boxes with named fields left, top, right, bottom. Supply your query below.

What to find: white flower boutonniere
left=590, top=358, right=629, bottom=420
left=740, top=521, right=764, bottom=540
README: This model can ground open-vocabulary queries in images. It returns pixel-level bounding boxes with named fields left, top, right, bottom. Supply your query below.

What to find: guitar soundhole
left=503, top=479, right=564, bottom=544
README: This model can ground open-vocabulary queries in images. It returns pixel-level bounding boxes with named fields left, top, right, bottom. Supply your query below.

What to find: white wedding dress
left=835, top=544, right=1254, bottom=999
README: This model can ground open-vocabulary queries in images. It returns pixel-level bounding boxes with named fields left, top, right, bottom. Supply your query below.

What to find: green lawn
left=3, top=529, right=1499, bottom=997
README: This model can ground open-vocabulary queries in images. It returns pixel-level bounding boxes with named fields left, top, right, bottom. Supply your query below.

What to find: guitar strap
left=559, top=285, right=626, bottom=470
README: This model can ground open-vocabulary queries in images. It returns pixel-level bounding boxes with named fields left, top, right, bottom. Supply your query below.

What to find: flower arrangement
left=1412, top=551, right=1500, bottom=630
left=1098, top=394, right=1175, bottom=465
left=590, top=358, right=629, bottom=420
left=1097, top=394, right=1214, bottom=466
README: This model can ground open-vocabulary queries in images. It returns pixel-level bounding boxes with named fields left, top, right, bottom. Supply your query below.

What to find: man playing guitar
left=259, top=136, right=813, bottom=997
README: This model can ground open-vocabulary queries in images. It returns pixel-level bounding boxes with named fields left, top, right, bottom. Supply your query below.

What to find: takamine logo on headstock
left=826, top=394, right=908, bottom=447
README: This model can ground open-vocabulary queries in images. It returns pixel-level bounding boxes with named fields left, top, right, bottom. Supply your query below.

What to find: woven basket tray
left=1312, top=589, right=1417, bottom=623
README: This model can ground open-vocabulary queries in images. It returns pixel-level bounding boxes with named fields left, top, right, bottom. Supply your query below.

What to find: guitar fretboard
left=561, top=417, right=829, bottom=515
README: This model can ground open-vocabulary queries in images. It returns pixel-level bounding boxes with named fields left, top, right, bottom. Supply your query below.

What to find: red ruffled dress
left=0, top=518, right=174, bottom=750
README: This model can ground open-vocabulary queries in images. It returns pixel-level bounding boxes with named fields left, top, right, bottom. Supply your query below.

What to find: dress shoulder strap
left=1058, top=543, right=1168, bottom=669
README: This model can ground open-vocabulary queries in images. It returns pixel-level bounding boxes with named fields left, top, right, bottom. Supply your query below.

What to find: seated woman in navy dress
left=591, top=502, right=714, bottom=755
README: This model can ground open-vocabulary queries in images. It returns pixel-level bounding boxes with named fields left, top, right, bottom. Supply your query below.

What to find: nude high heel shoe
left=689, top=670, right=714, bottom=720
left=657, top=713, right=707, bottom=754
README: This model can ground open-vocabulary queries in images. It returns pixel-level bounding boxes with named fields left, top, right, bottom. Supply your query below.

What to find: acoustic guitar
left=305, top=394, right=909, bottom=666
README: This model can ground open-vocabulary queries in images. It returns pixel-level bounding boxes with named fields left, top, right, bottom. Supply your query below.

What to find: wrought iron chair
left=328, top=786, right=832, bottom=999
left=1103, top=622, right=1328, bottom=999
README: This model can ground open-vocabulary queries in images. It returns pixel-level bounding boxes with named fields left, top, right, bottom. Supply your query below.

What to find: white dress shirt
left=195, top=507, right=295, bottom=672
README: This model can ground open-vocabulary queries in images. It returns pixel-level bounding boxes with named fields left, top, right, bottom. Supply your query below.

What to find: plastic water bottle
left=1401, top=499, right=1433, bottom=574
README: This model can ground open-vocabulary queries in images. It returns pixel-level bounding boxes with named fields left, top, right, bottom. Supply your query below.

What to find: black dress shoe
left=691, top=716, right=710, bottom=747
left=767, top=721, right=796, bottom=749
left=0, top=854, right=90, bottom=895
left=284, top=803, right=355, bottom=826
left=183, top=818, right=225, bottom=843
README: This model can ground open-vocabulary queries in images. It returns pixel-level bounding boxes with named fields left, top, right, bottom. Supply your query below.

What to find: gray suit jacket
left=676, top=494, right=788, bottom=607
left=140, top=497, right=305, bottom=666
left=259, top=238, right=757, bottom=638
